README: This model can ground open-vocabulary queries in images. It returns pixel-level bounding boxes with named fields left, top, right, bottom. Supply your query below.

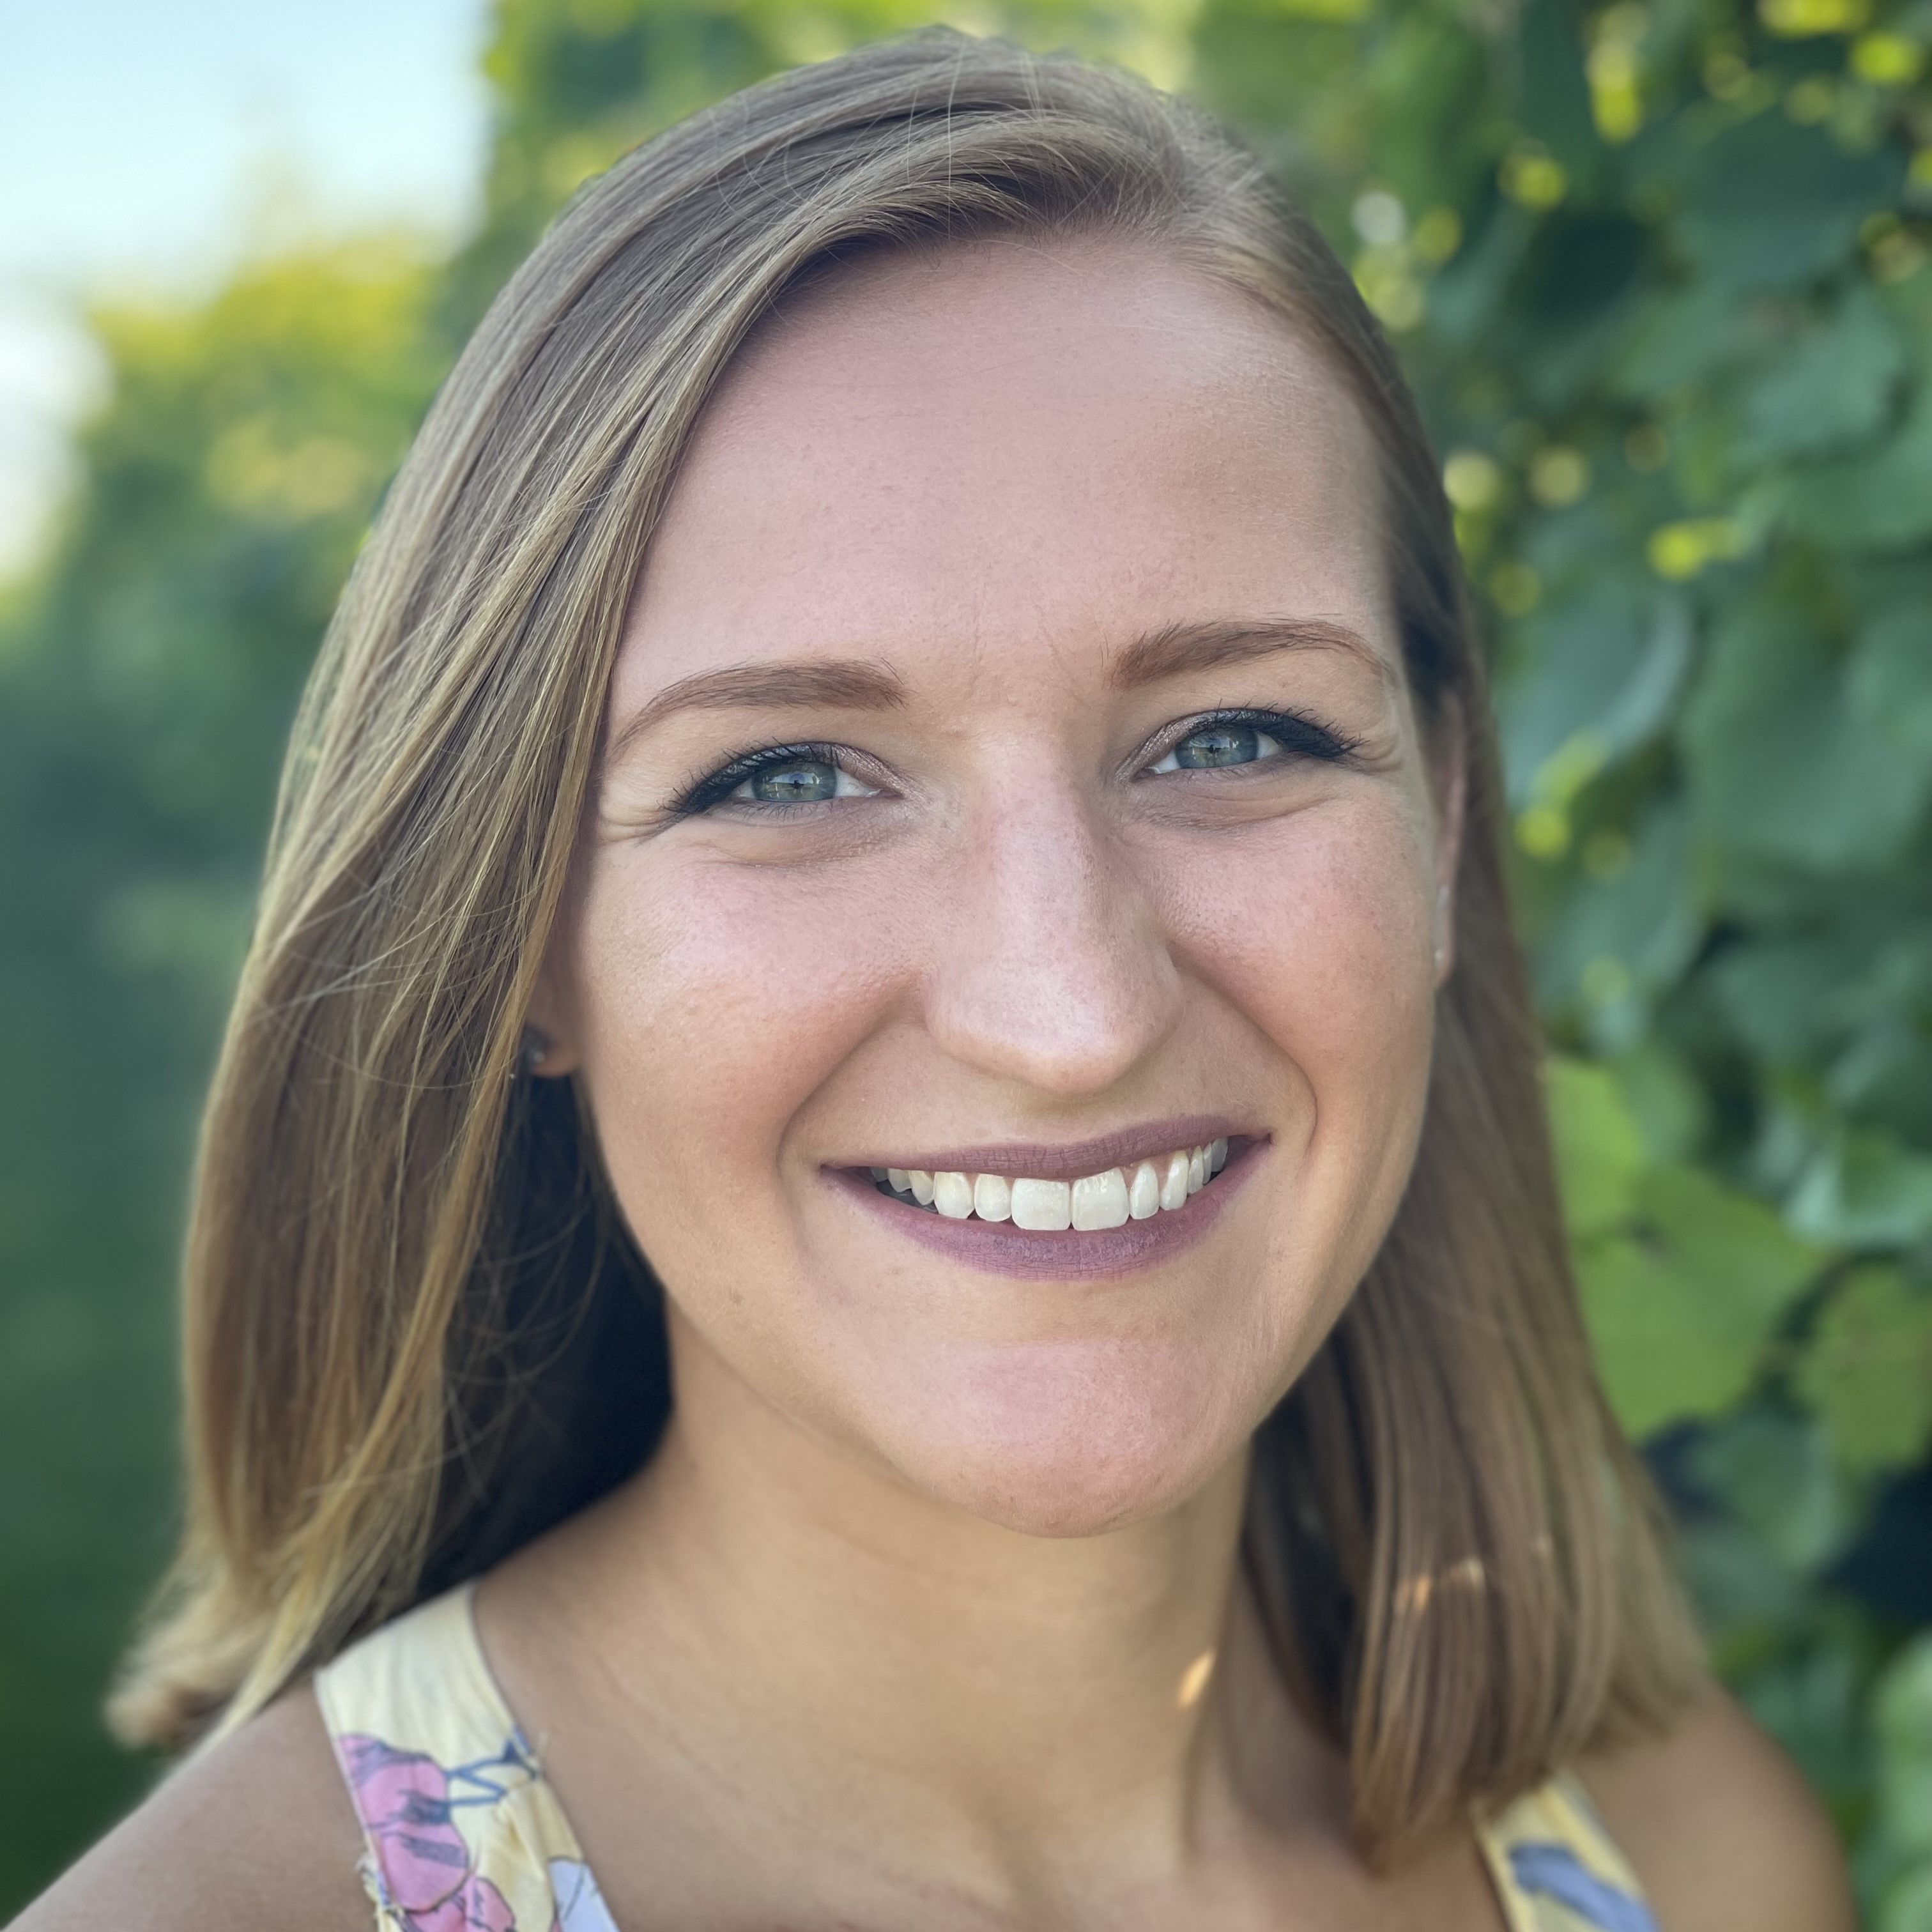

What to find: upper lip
left=836, top=1116, right=1256, bottom=1183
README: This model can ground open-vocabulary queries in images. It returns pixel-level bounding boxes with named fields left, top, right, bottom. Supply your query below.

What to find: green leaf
left=1689, top=1408, right=1857, bottom=1571
left=1740, top=282, right=1905, bottom=461
left=1785, top=383, right=1932, bottom=553
left=1790, top=1129, right=1932, bottom=1246
left=1534, top=799, right=1701, bottom=1046
left=1878, top=1863, right=1932, bottom=1932
left=1683, top=598, right=1932, bottom=871
left=1851, top=604, right=1932, bottom=770
left=1877, top=1636, right=1932, bottom=1859
left=1499, top=577, right=1691, bottom=805
left=1677, top=114, right=1904, bottom=296
left=1547, top=1055, right=1647, bottom=1240
left=1576, top=1165, right=1823, bottom=1436
left=1796, top=1266, right=1932, bottom=1475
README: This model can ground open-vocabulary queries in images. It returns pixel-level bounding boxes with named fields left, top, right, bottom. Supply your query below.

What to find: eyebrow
left=1107, top=615, right=1393, bottom=691
left=603, top=658, right=906, bottom=764
left=603, top=614, right=1389, bottom=763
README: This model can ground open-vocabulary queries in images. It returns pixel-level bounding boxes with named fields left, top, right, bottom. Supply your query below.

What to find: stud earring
left=518, top=1027, right=551, bottom=1077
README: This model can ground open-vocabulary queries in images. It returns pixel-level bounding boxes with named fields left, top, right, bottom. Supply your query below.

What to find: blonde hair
left=112, top=27, right=1699, bottom=1855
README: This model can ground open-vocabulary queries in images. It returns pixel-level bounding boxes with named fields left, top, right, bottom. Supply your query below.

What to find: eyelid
left=1131, top=706, right=1362, bottom=776
left=670, top=740, right=889, bottom=816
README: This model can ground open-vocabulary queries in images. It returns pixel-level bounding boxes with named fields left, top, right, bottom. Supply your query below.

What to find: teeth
left=1071, top=1169, right=1130, bottom=1230
left=875, top=1139, right=1236, bottom=1229
left=933, top=1170, right=973, bottom=1219
left=1011, top=1177, right=1073, bottom=1230
left=1160, top=1151, right=1190, bottom=1212
left=973, top=1172, right=1013, bottom=1222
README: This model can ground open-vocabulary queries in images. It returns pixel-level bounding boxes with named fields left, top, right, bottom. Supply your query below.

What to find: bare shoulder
left=1577, top=1683, right=1855, bottom=1932
left=6, top=1685, right=370, bottom=1932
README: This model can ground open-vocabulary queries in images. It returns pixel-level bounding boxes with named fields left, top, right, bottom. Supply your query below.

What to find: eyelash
left=1144, top=707, right=1363, bottom=772
left=670, top=742, right=855, bottom=816
left=667, top=708, right=1361, bottom=817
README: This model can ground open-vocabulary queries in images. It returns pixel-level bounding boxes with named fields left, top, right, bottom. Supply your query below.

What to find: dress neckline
left=318, top=1576, right=1660, bottom=1932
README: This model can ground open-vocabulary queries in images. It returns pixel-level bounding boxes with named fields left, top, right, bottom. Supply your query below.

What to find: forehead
left=620, top=234, right=1393, bottom=694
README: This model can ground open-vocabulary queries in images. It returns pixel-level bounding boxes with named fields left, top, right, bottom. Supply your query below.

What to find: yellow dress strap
left=312, top=1581, right=618, bottom=1931
left=1476, top=1772, right=1660, bottom=1932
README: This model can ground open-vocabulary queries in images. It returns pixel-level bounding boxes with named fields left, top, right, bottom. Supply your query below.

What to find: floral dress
left=313, top=1582, right=1661, bottom=1932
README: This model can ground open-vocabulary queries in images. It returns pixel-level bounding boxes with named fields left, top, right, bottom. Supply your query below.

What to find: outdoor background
left=3, top=0, right=1931, bottom=1917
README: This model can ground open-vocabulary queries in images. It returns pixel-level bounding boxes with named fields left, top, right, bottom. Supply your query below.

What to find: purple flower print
left=338, top=1733, right=519, bottom=1931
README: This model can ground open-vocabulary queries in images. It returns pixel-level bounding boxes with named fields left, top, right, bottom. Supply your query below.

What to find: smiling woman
left=12, top=28, right=1853, bottom=1932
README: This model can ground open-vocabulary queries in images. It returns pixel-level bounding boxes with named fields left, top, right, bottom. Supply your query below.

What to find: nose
left=921, top=774, right=1183, bottom=1096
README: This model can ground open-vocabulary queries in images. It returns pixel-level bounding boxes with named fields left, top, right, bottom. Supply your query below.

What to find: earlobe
left=519, top=964, right=581, bottom=1078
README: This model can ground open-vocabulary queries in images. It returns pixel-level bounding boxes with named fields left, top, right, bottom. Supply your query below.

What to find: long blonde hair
left=112, top=27, right=1699, bottom=1855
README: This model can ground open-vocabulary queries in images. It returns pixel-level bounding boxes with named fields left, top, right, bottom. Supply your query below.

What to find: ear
left=1430, top=692, right=1468, bottom=989
left=521, top=953, right=582, bottom=1078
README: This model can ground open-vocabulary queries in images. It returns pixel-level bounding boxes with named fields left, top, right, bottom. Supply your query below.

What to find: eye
left=733, top=756, right=852, bottom=804
left=1149, top=721, right=1277, bottom=772
left=1142, top=708, right=1361, bottom=778
left=673, top=743, right=882, bottom=815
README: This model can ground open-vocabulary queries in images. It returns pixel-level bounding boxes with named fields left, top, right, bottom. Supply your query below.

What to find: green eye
left=739, top=758, right=841, bottom=803
left=1153, top=721, right=1275, bottom=772
left=1176, top=723, right=1261, bottom=767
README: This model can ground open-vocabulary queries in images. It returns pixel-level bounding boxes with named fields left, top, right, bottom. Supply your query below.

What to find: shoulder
left=5, top=1684, right=371, bottom=1932
left=1577, top=1683, right=1855, bottom=1932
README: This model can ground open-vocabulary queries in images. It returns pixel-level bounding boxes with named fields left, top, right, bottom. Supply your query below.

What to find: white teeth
left=1010, top=1177, right=1073, bottom=1230
left=878, top=1140, right=1234, bottom=1227
left=1071, top=1169, right=1130, bottom=1230
left=933, top=1170, right=973, bottom=1219
left=1160, top=1151, right=1190, bottom=1211
left=973, top=1172, right=1013, bottom=1222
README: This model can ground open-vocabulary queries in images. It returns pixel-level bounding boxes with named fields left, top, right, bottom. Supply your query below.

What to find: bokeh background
left=4, top=0, right=1932, bottom=1917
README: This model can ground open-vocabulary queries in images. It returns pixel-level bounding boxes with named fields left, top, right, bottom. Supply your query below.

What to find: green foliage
left=0, top=243, right=444, bottom=1894
left=3, top=0, right=1929, bottom=1910
left=1215, top=0, right=1932, bottom=1882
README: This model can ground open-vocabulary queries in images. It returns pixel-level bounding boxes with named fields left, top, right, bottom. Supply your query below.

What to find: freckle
left=1176, top=1647, right=1216, bottom=1710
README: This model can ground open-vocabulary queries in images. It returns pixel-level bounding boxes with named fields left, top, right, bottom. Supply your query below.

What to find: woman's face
left=541, top=236, right=1459, bottom=1537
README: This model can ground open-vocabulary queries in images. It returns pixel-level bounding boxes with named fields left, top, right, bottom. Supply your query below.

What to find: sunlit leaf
left=1796, top=1266, right=1932, bottom=1474
left=1576, top=1165, right=1822, bottom=1436
left=1547, top=1054, right=1647, bottom=1239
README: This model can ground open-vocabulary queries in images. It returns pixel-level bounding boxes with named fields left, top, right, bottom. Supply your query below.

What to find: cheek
left=1156, top=795, right=1439, bottom=1261
left=567, top=847, right=905, bottom=1273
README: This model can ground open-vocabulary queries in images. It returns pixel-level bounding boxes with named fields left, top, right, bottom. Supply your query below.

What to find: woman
left=17, top=31, right=1850, bottom=1932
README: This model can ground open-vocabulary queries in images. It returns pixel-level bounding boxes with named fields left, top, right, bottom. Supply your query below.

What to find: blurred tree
left=2, top=0, right=1929, bottom=1915
left=0, top=242, right=444, bottom=1894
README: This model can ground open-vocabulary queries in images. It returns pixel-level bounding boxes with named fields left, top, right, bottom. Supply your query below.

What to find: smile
left=872, top=1139, right=1229, bottom=1230
left=829, top=1124, right=1261, bottom=1280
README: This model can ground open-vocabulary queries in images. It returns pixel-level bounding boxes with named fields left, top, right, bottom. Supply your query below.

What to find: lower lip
left=825, top=1139, right=1265, bottom=1281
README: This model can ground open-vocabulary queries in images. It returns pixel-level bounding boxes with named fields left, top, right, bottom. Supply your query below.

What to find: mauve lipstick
left=825, top=1132, right=1266, bottom=1281
left=842, top=1116, right=1246, bottom=1185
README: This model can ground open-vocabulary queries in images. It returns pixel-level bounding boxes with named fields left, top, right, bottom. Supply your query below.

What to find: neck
left=551, top=1322, right=1324, bottom=1906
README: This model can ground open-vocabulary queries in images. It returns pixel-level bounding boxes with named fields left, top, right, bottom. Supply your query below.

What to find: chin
left=869, top=1337, right=1257, bottom=1539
